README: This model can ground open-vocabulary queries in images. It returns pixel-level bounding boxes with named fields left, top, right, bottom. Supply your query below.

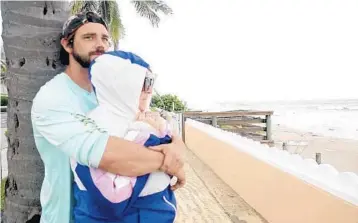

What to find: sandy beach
left=272, top=124, right=358, bottom=174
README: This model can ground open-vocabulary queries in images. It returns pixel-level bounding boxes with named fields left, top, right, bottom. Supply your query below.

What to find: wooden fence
left=182, top=110, right=274, bottom=146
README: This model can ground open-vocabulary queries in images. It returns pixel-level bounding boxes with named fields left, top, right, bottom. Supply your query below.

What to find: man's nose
left=95, top=42, right=104, bottom=49
left=94, top=38, right=106, bottom=49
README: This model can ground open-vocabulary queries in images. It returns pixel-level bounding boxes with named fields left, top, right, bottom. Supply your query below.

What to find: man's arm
left=98, top=136, right=164, bottom=176
left=31, top=95, right=165, bottom=177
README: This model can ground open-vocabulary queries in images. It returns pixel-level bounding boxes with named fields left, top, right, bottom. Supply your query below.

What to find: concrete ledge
left=185, top=121, right=358, bottom=223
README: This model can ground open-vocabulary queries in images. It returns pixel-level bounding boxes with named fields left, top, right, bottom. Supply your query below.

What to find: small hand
left=171, top=168, right=186, bottom=191
left=139, top=112, right=167, bottom=135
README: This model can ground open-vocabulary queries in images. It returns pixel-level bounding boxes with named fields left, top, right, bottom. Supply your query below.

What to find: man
left=31, top=11, right=186, bottom=223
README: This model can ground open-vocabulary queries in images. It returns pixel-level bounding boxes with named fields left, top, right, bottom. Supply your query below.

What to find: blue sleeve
left=31, top=94, right=109, bottom=168
left=144, top=134, right=172, bottom=147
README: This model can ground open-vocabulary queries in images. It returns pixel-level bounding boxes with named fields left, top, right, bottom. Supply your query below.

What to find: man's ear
left=60, top=38, right=73, bottom=54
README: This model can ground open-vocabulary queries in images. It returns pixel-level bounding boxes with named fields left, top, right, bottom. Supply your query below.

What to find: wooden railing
left=182, top=110, right=274, bottom=146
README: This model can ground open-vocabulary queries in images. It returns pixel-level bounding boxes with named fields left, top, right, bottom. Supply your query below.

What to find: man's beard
left=72, top=48, right=105, bottom=68
left=73, top=51, right=91, bottom=68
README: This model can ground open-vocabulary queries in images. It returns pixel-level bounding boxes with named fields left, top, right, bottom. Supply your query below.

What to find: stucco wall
left=185, top=119, right=358, bottom=223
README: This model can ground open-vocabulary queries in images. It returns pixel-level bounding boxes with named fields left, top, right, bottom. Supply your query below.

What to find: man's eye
left=84, top=36, right=93, bottom=40
left=103, top=38, right=109, bottom=42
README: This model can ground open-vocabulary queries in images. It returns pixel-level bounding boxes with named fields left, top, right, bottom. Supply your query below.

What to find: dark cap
left=61, top=11, right=108, bottom=40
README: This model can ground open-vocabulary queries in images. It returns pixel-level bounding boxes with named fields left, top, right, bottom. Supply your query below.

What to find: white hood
left=89, top=52, right=150, bottom=121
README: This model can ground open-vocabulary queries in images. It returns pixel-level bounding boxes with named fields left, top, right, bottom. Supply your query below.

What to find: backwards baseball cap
left=61, top=11, right=108, bottom=40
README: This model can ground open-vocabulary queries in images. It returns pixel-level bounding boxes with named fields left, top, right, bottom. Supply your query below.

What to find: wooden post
left=211, top=116, right=218, bottom=127
left=282, top=142, right=287, bottom=151
left=315, top=153, right=321, bottom=164
left=266, top=115, right=272, bottom=141
left=181, top=113, right=186, bottom=143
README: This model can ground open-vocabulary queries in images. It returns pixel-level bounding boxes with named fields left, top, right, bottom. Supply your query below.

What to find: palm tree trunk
left=1, top=1, right=69, bottom=222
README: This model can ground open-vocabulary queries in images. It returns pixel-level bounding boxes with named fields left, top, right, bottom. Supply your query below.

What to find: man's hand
left=171, top=168, right=186, bottom=191
left=150, top=134, right=186, bottom=176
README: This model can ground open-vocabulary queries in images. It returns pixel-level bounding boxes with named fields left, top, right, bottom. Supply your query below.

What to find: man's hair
left=59, top=11, right=108, bottom=65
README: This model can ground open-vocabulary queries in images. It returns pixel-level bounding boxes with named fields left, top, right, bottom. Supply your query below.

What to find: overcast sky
left=1, top=0, right=358, bottom=108
left=118, top=0, right=358, bottom=108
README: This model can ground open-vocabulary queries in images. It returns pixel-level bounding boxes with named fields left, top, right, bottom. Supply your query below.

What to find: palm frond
left=70, top=0, right=84, bottom=14
left=69, top=0, right=173, bottom=44
left=83, top=1, right=100, bottom=12
left=70, top=0, right=99, bottom=14
left=143, top=0, right=173, bottom=15
left=131, top=1, right=161, bottom=27
left=99, top=0, right=110, bottom=24
left=101, top=1, right=125, bottom=48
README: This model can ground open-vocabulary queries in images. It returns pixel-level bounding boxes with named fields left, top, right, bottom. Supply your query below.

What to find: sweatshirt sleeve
left=31, top=95, right=109, bottom=168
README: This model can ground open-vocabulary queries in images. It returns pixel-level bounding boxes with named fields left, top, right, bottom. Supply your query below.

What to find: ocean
left=201, top=99, right=358, bottom=141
